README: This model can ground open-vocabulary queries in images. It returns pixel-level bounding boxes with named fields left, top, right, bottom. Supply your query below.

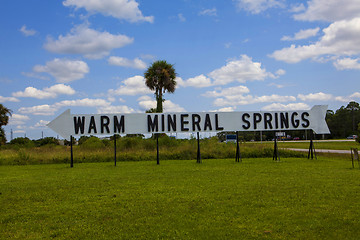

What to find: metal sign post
left=197, top=132, right=201, bottom=163
left=235, top=131, right=241, bottom=162
left=156, top=135, right=159, bottom=165
left=70, top=135, right=73, bottom=168
left=114, top=134, right=117, bottom=166
left=308, top=131, right=317, bottom=160
left=273, top=133, right=280, bottom=162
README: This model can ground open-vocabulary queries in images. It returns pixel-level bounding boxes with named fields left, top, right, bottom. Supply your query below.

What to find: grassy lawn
left=1, top=157, right=360, bottom=239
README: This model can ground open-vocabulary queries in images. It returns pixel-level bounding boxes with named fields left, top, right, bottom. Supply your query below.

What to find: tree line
left=326, top=101, right=360, bottom=139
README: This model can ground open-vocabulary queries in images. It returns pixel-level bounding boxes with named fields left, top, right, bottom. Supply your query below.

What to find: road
left=285, top=148, right=352, bottom=154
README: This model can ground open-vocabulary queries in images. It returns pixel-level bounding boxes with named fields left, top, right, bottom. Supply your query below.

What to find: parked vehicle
left=347, top=135, right=358, bottom=139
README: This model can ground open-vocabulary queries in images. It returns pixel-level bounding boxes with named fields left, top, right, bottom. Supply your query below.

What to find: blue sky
left=1, top=0, right=360, bottom=140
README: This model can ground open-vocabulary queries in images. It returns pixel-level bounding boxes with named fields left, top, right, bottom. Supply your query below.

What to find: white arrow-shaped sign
left=47, top=105, right=330, bottom=140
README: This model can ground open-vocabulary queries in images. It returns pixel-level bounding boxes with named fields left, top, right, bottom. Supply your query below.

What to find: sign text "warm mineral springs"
left=47, top=105, right=330, bottom=140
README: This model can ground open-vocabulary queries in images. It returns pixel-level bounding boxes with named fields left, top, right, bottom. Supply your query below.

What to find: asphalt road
left=285, top=148, right=352, bottom=154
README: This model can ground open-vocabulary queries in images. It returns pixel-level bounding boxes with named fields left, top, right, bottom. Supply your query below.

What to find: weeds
left=0, top=136, right=307, bottom=165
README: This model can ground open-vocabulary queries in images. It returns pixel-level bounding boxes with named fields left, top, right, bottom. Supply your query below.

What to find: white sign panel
left=47, top=105, right=330, bottom=140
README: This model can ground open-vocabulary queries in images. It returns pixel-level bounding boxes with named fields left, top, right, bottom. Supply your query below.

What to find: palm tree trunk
left=156, top=88, right=163, bottom=113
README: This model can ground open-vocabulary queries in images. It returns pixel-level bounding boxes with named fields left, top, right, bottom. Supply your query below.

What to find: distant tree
left=144, top=60, right=177, bottom=113
left=9, top=137, right=34, bottom=147
left=78, top=136, right=91, bottom=145
left=33, top=137, right=59, bottom=147
left=345, top=101, right=360, bottom=133
left=326, top=101, right=360, bottom=138
left=146, top=108, right=157, bottom=113
left=0, top=104, right=12, bottom=144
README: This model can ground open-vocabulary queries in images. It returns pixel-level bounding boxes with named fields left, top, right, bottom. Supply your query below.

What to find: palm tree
left=0, top=104, right=12, bottom=144
left=144, top=60, right=177, bottom=113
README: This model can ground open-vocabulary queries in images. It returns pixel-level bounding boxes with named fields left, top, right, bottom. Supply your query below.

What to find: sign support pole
left=114, top=134, right=117, bottom=166
left=70, top=135, right=73, bottom=168
left=197, top=132, right=201, bottom=163
left=235, top=131, right=241, bottom=162
left=273, top=134, right=280, bottom=162
left=156, top=135, right=159, bottom=165
left=308, top=131, right=317, bottom=160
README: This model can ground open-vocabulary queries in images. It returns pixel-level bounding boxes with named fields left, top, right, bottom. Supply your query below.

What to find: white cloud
left=213, top=107, right=236, bottom=112
left=18, top=98, right=112, bottom=116
left=203, top=84, right=296, bottom=107
left=224, top=42, right=232, bottom=49
left=208, top=55, right=277, bottom=85
left=33, top=58, right=89, bottom=83
left=350, top=92, right=360, bottom=98
left=19, top=104, right=58, bottom=116
left=21, top=71, right=50, bottom=81
left=97, top=105, right=135, bottom=114
left=44, top=24, right=133, bottom=59
left=297, top=92, right=333, bottom=101
left=108, top=56, right=147, bottom=69
left=13, top=84, right=76, bottom=99
left=333, top=58, right=360, bottom=70
left=19, top=25, right=36, bottom=36
left=35, top=120, right=50, bottom=128
left=54, top=98, right=110, bottom=108
left=281, top=27, right=320, bottom=41
left=178, top=13, right=186, bottom=22
left=137, top=96, right=185, bottom=112
left=289, top=3, right=305, bottom=13
left=0, top=96, right=19, bottom=102
left=268, top=83, right=285, bottom=88
left=108, top=75, right=152, bottom=96
left=203, top=85, right=250, bottom=98
left=270, top=18, right=360, bottom=63
left=335, top=92, right=360, bottom=102
left=262, top=103, right=310, bottom=111
left=8, top=114, right=30, bottom=125
left=199, top=8, right=217, bottom=16
left=179, top=74, right=213, bottom=88
left=212, top=94, right=296, bottom=107
left=293, top=0, right=360, bottom=22
left=63, top=0, right=154, bottom=23
left=234, top=0, right=285, bottom=14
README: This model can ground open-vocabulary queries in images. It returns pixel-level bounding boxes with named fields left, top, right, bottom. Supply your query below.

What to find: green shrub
left=33, top=137, right=59, bottom=147
left=80, top=136, right=105, bottom=149
left=9, top=137, right=35, bottom=148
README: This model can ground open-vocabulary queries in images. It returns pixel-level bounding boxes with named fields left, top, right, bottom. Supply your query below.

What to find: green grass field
left=1, top=157, right=360, bottom=239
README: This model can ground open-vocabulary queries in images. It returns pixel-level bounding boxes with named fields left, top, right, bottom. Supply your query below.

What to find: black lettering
left=88, top=116, right=97, bottom=134
left=74, top=116, right=85, bottom=134
left=274, top=113, right=279, bottom=129
left=242, top=113, right=251, bottom=130
left=167, top=114, right=176, bottom=131
left=215, top=114, right=224, bottom=131
left=181, top=114, right=189, bottom=131
left=114, top=115, right=125, bottom=133
left=147, top=115, right=158, bottom=132
left=301, top=112, right=310, bottom=128
left=264, top=113, right=273, bottom=130
left=291, top=112, right=300, bottom=128
left=280, top=112, right=289, bottom=129
left=101, top=116, right=110, bottom=134
left=204, top=114, right=212, bottom=131
left=161, top=114, right=165, bottom=132
left=253, top=113, right=262, bottom=130
left=192, top=114, right=201, bottom=131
